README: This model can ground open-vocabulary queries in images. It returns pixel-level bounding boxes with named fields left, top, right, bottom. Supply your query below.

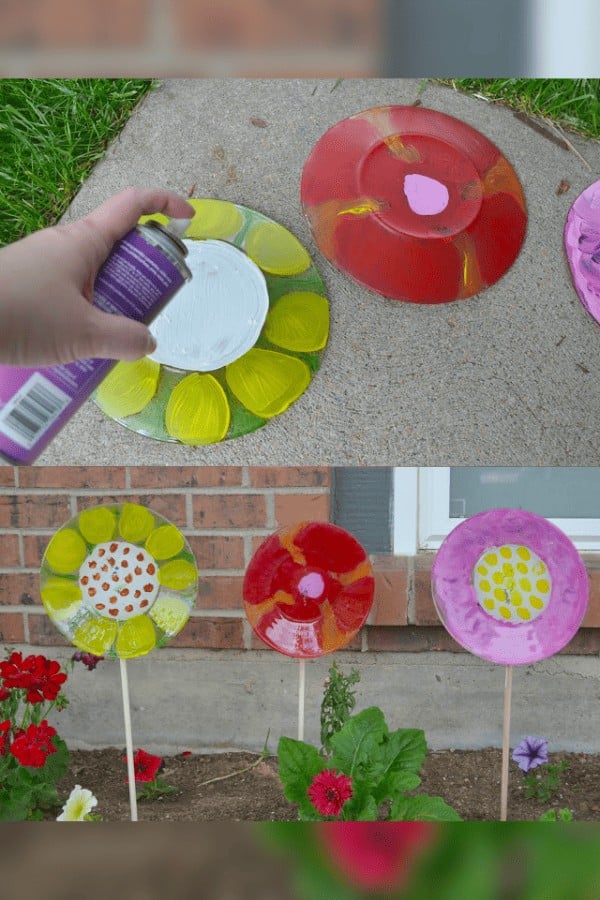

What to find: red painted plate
left=243, top=522, right=374, bottom=658
left=301, top=105, right=527, bottom=303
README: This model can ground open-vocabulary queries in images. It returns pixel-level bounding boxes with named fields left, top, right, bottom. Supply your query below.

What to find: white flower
left=56, top=785, right=98, bottom=821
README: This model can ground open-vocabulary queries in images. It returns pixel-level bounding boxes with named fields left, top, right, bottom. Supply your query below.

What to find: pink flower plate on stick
left=431, top=508, right=588, bottom=820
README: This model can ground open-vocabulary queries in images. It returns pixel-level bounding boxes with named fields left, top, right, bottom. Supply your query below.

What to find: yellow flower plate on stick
left=94, top=199, right=329, bottom=445
left=40, top=503, right=198, bottom=659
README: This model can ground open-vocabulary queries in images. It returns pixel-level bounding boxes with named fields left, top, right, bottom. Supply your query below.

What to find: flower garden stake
left=431, top=508, right=588, bottom=821
left=40, top=502, right=199, bottom=822
left=243, top=522, right=374, bottom=743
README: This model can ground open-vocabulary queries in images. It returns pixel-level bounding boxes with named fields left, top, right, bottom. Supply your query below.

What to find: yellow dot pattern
left=473, top=544, right=551, bottom=625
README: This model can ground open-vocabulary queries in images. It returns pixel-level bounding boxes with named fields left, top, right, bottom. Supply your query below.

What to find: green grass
left=0, top=79, right=152, bottom=246
left=443, top=79, right=600, bottom=140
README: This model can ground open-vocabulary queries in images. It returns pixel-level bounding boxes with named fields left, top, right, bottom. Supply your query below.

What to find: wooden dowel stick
left=500, top=665, right=513, bottom=822
left=120, top=658, right=138, bottom=822
left=298, top=658, right=306, bottom=741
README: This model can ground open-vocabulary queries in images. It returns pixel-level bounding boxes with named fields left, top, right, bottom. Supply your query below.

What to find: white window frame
left=393, top=467, right=600, bottom=554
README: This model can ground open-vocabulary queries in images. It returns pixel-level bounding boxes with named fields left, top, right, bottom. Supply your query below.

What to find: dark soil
left=57, top=747, right=600, bottom=822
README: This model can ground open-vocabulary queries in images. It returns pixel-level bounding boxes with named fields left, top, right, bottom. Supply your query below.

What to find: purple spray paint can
left=0, top=218, right=192, bottom=465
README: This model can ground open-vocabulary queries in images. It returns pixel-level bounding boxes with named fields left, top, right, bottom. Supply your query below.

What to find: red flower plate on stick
left=243, top=522, right=374, bottom=658
left=301, top=105, right=527, bottom=303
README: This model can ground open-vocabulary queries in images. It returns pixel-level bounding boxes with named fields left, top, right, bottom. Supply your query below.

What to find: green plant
left=523, top=759, right=570, bottom=804
left=539, top=808, right=574, bottom=822
left=0, top=649, right=70, bottom=820
left=320, top=661, right=361, bottom=757
left=278, top=706, right=461, bottom=822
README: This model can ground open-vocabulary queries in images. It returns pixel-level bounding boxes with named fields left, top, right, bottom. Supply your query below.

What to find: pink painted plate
left=564, top=179, right=600, bottom=324
left=431, top=508, right=588, bottom=665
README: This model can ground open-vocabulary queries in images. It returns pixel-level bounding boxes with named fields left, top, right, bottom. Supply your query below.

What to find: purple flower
left=72, top=651, right=104, bottom=671
left=512, top=737, right=549, bottom=773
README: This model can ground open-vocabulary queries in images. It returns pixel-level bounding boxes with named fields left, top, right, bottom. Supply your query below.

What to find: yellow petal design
left=41, top=578, right=82, bottom=621
left=74, top=617, right=118, bottom=656
left=96, top=358, right=160, bottom=419
left=186, top=199, right=243, bottom=240
left=158, top=559, right=198, bottom=591
left=226, top=349, right=311, bottom=419
left=118, top=503, right=156, bottom=543
left=264, top=292, right=329, bottom=352
left=150, top=594, right=190, bottom=636
left=45, top=529, right=88, bottom=575
left=165, top=373, right=230, bottom=444
left=244, top=222, right=311, bottom=275
left=115, top=615, right=156, bottom=658
left=78, top=507, right=116, bottom=545
left=145, top=524, right=185, bottom=560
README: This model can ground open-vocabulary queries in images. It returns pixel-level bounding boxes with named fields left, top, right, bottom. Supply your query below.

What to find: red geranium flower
left=0, top=686, right=11, bottom=702
left=10, top=720, right=57, bottom=768
left=308, top=769, right=353, bottom=817
left=0, top=652, right=66, bottom=703
left=318, top=822, right=437, bottom=892
left=124, top=748, right=163, bottom=783
left=0, top=720, right=10, bottom=756
left=0, top=651, right=32, bottom=690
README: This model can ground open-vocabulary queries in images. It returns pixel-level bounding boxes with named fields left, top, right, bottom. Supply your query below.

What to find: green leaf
left=342, top=792, right=378, bottom=821
left=277, top=736, right=325, bottom=817
left=370, top=729, right=428, bottom=804
left=383, top=770, right=422, bottom=799
left=329, top=708, right=387, bottom=778
left=390, top=794, right=462, bottom=821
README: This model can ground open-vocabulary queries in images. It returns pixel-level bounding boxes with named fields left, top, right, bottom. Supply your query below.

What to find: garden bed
left=57, top=747, right=600, bottom=822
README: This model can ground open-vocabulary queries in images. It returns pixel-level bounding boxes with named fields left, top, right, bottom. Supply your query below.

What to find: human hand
left=0, top=187, right=195, bottom=367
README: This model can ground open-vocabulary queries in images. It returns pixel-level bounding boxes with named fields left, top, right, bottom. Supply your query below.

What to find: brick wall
left=1, top=465, right=599, bottom=655
left=0, top=0, right=383, bottom=76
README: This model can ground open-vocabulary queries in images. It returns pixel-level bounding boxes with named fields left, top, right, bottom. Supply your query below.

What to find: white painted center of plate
left=149, top=239, right=269, bottom=371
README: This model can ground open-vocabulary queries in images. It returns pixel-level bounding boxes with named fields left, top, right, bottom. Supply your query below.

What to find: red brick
left=129, top=467, right=243, bottom=489
left=370, top=557, right=408, bottom=626
left=366, top=626, right=464, bottom=653
left=0, top=612, right=25, bottom=643
left=171, top=616, right=244, bottom=649
left=558, top=629, right=600, bottom=655
left=0, top=495, right=71, bottom=529
left=0, top=468, right=16, bottom=487
left=583, top=566, right=600, bottom=627
left=413, top=555, right=440, bottom=626
left=23, top=536, right=48, bottom=568
left=248, top=468, right=331, bottom=488
left=27, top=614, right=69, bottom=646
left=274, top=493, right=330, bottom=527
left=0, top=573, right=39, bottom=606
left=173, top=0, right=381, bottom=50
left=0, top=0, right=149, bottom=48
left=0, top=534, right=20, bottom=568
left=197, top=576, right=244, bottom=610
left=19, top=467, right=126, bottom=489
left=188, top=536, right=244, bottom=571
left=193, top=494, right=267, bottom=529
left=75, top=494, right=187, bottom=527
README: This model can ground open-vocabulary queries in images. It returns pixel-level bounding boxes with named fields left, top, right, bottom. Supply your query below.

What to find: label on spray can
left=0, top=222, right=191, bottom=465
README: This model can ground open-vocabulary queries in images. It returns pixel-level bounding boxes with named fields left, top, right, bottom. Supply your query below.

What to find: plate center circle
left=149, top=239, right=269, bottom=372
left=79, top=541, right=159, bottom=621
left=358, top=133, right=482, bottom=239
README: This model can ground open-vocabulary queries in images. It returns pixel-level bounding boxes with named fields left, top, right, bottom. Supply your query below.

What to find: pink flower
left=318, top=822, right=437, bottom=892
left=308, top=769, right=353, bottom=817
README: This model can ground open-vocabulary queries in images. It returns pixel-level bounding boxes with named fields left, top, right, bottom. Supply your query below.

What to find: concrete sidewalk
left=40, top=79, right=600, bottom=466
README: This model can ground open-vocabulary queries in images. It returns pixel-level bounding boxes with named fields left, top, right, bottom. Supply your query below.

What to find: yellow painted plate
left=94, top=199, right=329, bottom=445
